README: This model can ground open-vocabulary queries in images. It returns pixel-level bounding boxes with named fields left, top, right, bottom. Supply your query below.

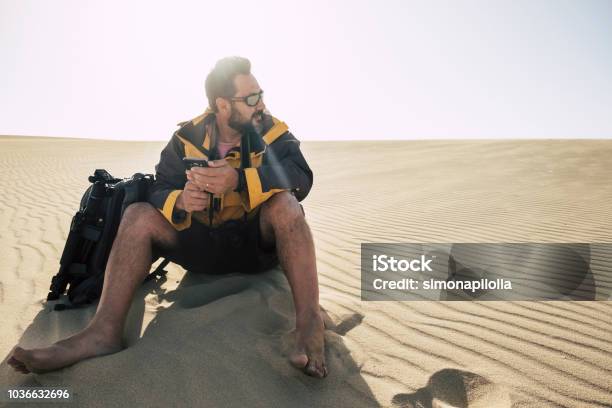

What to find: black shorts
left=155, top=209, right=278, bottom=275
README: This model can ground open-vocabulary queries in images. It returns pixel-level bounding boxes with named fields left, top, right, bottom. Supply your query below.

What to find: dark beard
left=228, top=108, right=263, bottom=135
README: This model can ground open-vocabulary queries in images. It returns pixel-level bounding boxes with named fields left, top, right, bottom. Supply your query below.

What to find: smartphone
left=182, top=157, right=216, bottom=222
left=183, top=157, right=209, bottom=169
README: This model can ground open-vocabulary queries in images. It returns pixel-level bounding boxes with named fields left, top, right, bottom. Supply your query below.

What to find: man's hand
left=176, top=181, right=210, bottom=213
left=186, top=159, right=238, bottom=195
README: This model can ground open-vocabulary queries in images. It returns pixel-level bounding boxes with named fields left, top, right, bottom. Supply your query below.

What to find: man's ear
left=216, top=97, right=230, bottom=114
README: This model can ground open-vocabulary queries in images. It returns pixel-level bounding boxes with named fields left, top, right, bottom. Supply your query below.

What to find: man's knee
left=119, top=202, right=178, bottom=255
left=120, top=202, right=166, bottom=234
left=261, top=192, right=304, bottom=228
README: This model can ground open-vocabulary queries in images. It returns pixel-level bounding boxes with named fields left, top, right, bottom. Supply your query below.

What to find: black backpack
left=47, top=169, right=169, bottom=310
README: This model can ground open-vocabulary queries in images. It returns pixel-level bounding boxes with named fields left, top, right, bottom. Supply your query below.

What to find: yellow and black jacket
left=149, top=111, right=313, bottom=231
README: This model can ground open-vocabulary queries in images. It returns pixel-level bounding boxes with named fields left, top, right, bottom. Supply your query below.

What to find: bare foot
left=7, top=328, right=122, bottom=374
left=289, top=310, right=327, bottom=378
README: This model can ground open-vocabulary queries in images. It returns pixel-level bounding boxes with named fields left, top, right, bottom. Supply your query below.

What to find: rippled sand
left=1, top=137, right=610, bottom=407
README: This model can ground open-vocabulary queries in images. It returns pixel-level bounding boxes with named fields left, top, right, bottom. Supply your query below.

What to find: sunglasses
left=229, top=90, right=264, bottom=107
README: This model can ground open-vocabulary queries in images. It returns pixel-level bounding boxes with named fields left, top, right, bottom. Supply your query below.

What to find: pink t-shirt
left=217, top=141, right=238, bottom=158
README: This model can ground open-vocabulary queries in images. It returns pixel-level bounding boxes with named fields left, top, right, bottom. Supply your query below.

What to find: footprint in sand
left=392, top=368, right=512, bottom=408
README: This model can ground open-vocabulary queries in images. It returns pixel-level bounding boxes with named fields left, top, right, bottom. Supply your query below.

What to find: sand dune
left=1, top=137, right=611, bottom=407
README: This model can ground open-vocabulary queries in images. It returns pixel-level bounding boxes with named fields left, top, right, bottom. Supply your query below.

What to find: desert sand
left=0, top=137, right=611, bottom=407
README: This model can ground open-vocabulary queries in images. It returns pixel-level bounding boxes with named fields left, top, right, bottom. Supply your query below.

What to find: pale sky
left=1, top=0, right=611, bottom=141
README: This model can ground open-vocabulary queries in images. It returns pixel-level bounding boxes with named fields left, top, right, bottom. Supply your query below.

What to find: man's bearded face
left=228, top=104, right=264, bottom=134
left=225, top=73, right=266, bottom=134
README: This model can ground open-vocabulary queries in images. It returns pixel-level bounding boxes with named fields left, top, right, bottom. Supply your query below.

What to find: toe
left=9, top=346, right=41, bottom=373
left=305, top=358, right=328, bottom=378
left=16, top=365, right=30, bottom=374
left=12, top=346, right=28, bottom=362
left=7, top=356, right=30, bottom=374
left=289, top=351, right=309, bottom=369
left=7, top=356, right=20, bottom=367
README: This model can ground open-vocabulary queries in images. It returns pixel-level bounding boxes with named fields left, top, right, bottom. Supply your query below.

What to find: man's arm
left=240, top=132, right=313, bottom=211
left=148, top=133, right=193, bottom=231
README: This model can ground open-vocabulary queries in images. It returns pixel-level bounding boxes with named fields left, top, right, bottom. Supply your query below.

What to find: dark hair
left=205, top=56, right=251, bottom=112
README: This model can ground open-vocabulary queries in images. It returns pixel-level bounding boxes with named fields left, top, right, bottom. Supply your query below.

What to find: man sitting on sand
left=8, top=56, right=327, bottom=378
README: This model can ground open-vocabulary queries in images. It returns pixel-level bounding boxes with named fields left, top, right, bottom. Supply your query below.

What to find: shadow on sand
left=392, top=368, right=513, bottom=408
left=1, top=267, right=378, bottom=407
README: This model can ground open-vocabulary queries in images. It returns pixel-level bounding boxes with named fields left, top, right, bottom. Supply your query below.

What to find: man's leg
left=259, top=192, right=327, bottom=378
left=8, top=202, right=178, bottom=374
